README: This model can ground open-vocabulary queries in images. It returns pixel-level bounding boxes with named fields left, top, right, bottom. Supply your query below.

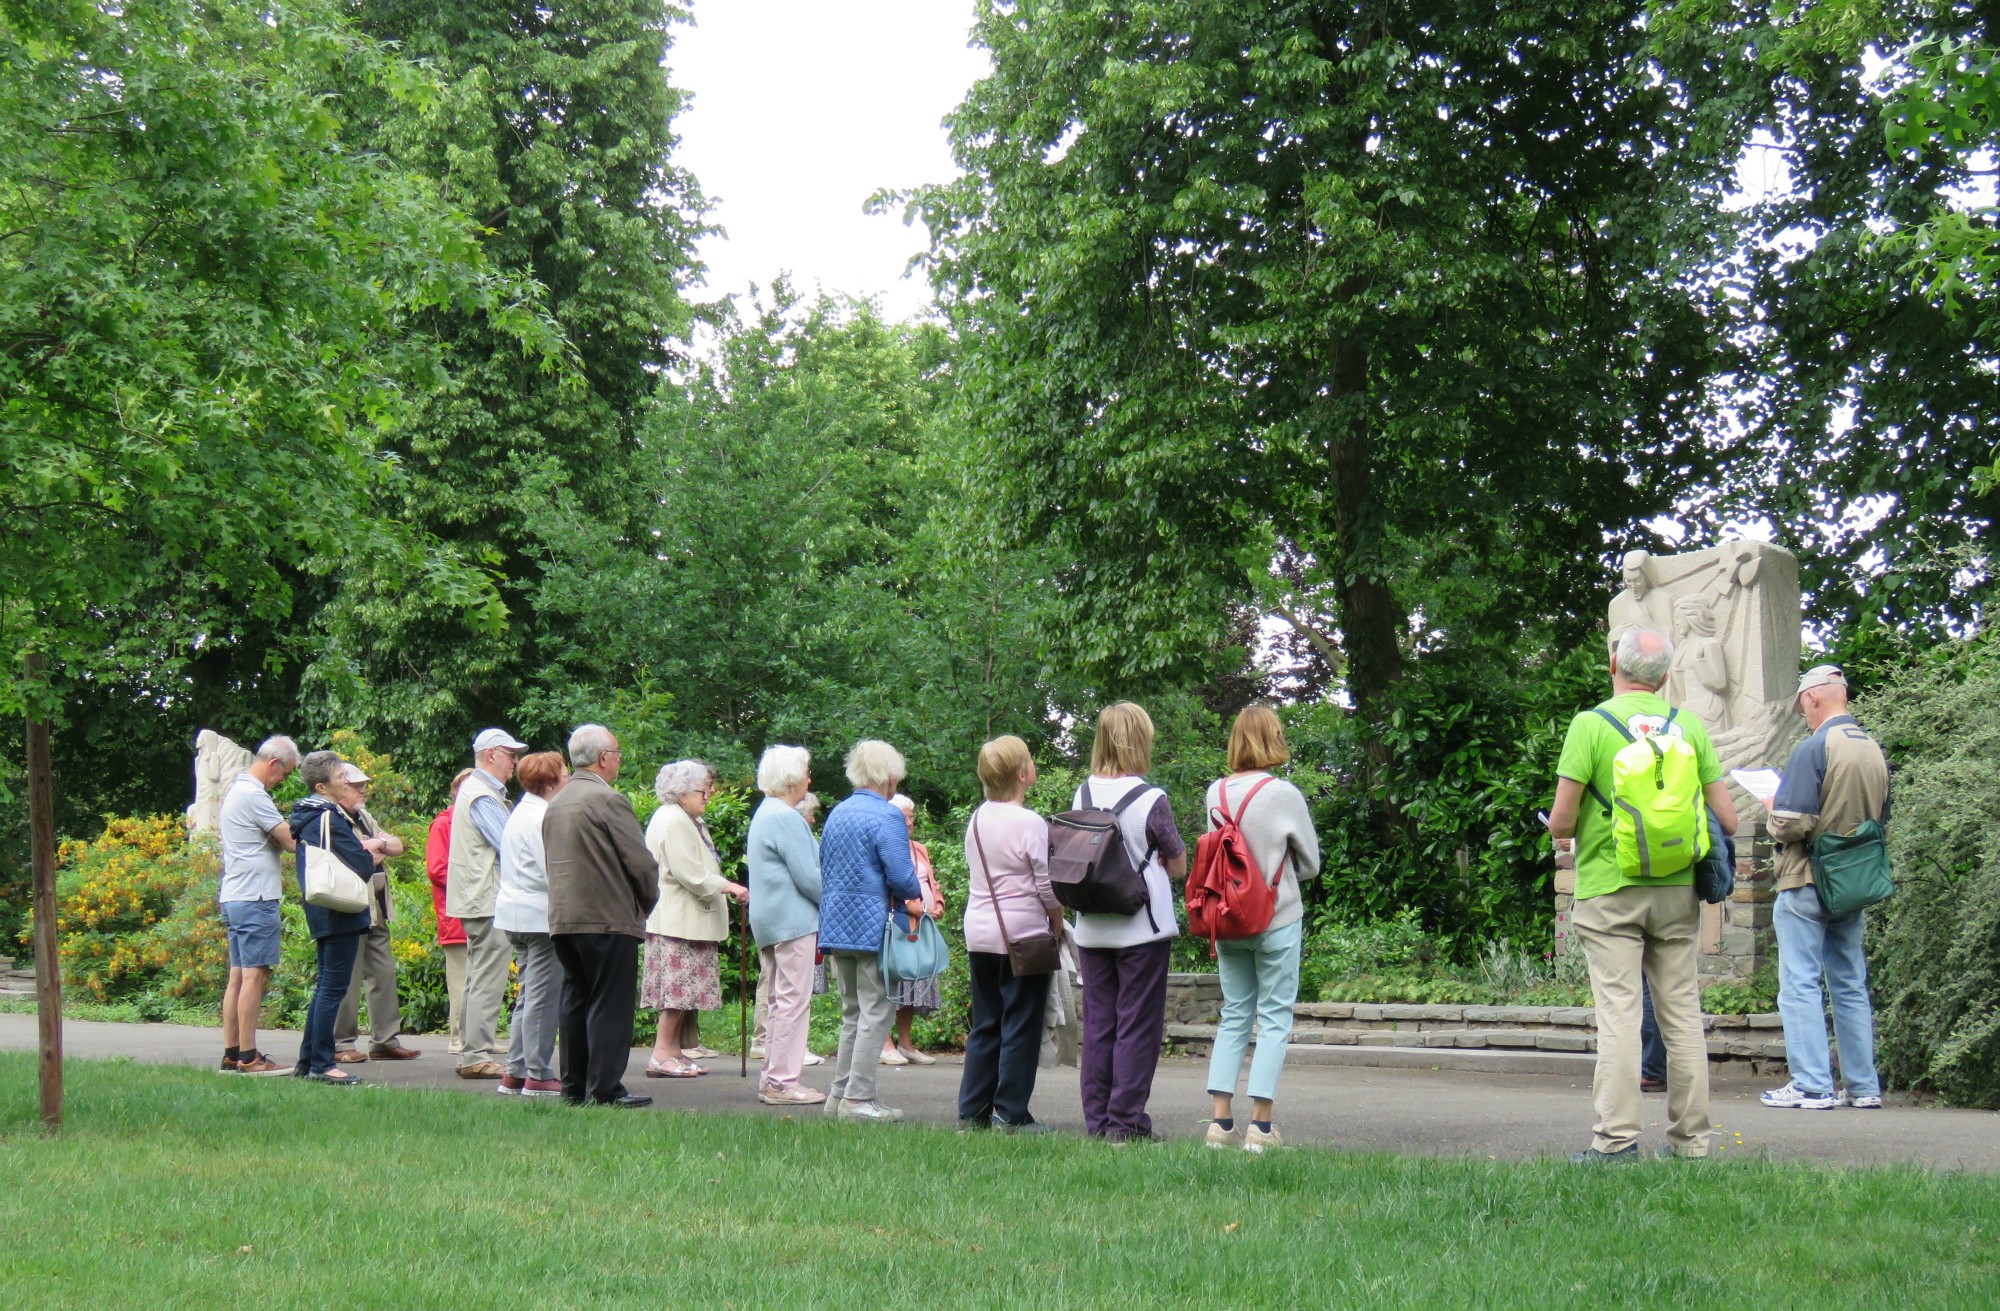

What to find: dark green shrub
left=1859, top=637, right=2000, bottom=1107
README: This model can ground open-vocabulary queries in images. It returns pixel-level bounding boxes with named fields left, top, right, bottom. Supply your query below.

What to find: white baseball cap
left=1793, top=664, right=1846, bottom=710
left=473, top=727, right=529, bottom=754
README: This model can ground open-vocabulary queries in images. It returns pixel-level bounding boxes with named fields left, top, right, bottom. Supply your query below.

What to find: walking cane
left=738, top=898, right=749, bottom=1079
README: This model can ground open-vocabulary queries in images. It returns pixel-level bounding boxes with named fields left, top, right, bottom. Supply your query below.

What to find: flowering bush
left=48, top=815, right=229, bottom=1008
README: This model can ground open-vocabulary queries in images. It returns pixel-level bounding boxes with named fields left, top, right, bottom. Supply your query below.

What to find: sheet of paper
left=1730, top=768, right=1782, bottom=801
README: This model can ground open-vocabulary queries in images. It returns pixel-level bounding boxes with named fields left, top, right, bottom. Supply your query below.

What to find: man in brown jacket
left=1753, top=666, right=1891, bottom=1111
left=544, top=723, right=659, bottom=1108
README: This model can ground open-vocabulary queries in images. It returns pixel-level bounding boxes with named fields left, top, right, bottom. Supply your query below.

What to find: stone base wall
left=1160, top=975, right=1787, bottom=1075
left=1555, top=821, right=1776, bottom=983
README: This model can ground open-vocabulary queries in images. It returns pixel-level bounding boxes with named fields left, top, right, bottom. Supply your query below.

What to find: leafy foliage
left=1859, top=636, right=2000, bottom=1107
left=0, top=0, right=555, bottom=721
left=908, top=0, right=1742, bottom=731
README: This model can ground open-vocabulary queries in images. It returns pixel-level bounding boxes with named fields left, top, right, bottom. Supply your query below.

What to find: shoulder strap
left=1108, top=782, right=1151, bottom=817
left=970, top=812, right=1017, bottom=954
left=1593, top=706, right=1635, bottom=743
left=1219, top=774, right=1277, bottom=827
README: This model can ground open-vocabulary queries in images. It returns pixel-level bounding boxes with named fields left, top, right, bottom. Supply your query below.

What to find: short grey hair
left=255, top=736, right=300, bottom=766
left=298, top=749, right=343, bottom=793
left=756, top=744, right=811, bottom=797
left=844, top=739, right=906, bottom=791
left=568, top=724, right=616, bottom=766
left=795, top=792, right=820, bottom=819
left=890, top=793, right=915, bottom=816
left=655, top=758, right=711, bottom=804
left=1616, top=627, right=1674, bottom=688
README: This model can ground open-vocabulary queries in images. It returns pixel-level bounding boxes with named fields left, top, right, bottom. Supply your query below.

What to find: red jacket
left=426, top=808, right=467, bottom=947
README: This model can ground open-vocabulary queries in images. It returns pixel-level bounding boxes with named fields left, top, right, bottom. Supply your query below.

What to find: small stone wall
left=0, top=957, right=35, bottom=1004
left=1555, top=820, right=1777, bottom=983
left=1161, top=974, right=1787, bottom=1074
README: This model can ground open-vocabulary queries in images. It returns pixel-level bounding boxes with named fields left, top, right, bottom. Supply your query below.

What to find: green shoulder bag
left=1811, top=819, right=1893, bottom=919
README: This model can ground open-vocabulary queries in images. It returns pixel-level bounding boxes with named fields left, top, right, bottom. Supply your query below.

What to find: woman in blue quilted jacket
left=815, top=739, right=923, bottom=1122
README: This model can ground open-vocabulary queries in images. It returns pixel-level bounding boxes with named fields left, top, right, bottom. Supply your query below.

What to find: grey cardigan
left=746, top=796, right=823, bottom=948
left=1201, top=772, right=1322, bottom=933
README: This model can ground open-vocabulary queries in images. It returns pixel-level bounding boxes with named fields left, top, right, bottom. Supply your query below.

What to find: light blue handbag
left=880, top=910, right=950, bottom=983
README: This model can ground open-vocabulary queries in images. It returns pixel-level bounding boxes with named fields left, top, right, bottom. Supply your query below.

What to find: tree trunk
left=24, top=652, right=61, bottom=1131
left=1324, top=341, right=1403, bottom=722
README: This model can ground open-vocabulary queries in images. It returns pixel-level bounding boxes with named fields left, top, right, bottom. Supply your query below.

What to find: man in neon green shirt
left=1548, top=627, right=1738, bottom=1162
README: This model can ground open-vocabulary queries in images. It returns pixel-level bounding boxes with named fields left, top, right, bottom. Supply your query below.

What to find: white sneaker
left=879, top=1046, right=909, bottom=1066
left=1205, top=1121, right=1244, bottom=1150
left=1837, top=1088, right=1884, bottom=1109
left=1244, top=1124, right=1283, bottom=1154
left=898, top=1044, right=936, bottom=1066
left=837, top=1098, right=904, bottom=1122
left=748, top=1046, right=766, bottom=1059
left=758, top=1084, right=827, bottom=1106
left=1761, top=1081, right=1839, bottom=1110
left=803, top=1051, right=825, bottom=1066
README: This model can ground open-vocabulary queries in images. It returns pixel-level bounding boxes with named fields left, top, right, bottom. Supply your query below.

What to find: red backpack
left=1186, top=775, right=1286, bottom=953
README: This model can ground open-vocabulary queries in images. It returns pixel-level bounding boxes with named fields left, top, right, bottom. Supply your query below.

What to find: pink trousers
left=758, top=935, right=817, bottom=1090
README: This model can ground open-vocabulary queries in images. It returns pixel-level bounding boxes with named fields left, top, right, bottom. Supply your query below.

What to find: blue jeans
left=1205, top=918, right=1304, bottom=1105
left=297, top=932, right=364, bottom=1077
left=1773, top=887, right=1880, bottom=1098
left=1641, top=977, right=1666, bottom=1083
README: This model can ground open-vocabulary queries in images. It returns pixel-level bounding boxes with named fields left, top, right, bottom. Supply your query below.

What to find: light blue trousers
left=1774, top=887, right=1880, bottom=1098
left=1204, top=918, right=1304, bottom=1104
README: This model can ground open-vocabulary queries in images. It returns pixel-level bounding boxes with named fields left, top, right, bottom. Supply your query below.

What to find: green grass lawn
left=1, top=1056, right=1996, bottom=1309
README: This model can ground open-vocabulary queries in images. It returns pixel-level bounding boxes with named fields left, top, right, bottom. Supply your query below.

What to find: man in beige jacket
left=1755, top=666, right=1891, bottom=1111
left=448, top=727, right=527, bottom=1078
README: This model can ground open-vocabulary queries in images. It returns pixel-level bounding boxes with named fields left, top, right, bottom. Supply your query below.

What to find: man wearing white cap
left=332, top=763, right=420, bottom=1063
left=449, top=728, right=528, bottom=1077
left=1755, top=666, right=1891, bottom=1111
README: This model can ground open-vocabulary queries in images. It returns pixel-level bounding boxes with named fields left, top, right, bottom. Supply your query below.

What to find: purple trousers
left=1078, top=939, right=1172, bottom=1139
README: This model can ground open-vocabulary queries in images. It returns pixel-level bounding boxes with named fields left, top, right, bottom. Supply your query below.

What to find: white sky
left=671, top=1, right=991, bottom=323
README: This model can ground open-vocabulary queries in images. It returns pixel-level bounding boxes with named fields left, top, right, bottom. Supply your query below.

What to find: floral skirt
left=888, top=972, right=940, bottom=1013
left=640, top=934, right=721, bottom=1012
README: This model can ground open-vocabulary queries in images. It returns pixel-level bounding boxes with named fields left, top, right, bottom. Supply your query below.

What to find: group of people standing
left=212, top=703, right=1326, bottom=1146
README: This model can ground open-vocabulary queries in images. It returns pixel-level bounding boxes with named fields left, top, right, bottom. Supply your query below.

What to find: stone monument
left=186, top=729, right=254, bottom=833
left=1557, top=539, right=1808, bottom=981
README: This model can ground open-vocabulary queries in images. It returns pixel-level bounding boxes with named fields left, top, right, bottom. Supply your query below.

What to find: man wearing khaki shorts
left=1547, top=627, right=1738, bottom=1162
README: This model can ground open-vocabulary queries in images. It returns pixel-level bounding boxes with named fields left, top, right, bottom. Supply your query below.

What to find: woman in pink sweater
left=957, top=735, right=1064, bottom=1132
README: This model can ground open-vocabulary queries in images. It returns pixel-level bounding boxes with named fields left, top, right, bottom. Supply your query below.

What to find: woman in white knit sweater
left=1201, top=705, right=1321, bottom=1153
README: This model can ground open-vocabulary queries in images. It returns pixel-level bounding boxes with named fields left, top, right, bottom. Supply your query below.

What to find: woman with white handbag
left=288, top=750, right=384, bottom=1085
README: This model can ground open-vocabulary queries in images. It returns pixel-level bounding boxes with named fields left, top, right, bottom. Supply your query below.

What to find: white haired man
left=543, top=724, right=659, bottom=1107
left=1756, top=666, right=1890, bottom=1111
left=1547, top=628, right=1738, bottom=1162
left=448, top=727, right=528, bottom=1079
left=332, top=763, right=420, bottom=1063
left=216, top=735, right=301, bottom=1075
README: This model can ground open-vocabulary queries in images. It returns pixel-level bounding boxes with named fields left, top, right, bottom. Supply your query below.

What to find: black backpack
left=1047, top=781, right=1158, bottom=920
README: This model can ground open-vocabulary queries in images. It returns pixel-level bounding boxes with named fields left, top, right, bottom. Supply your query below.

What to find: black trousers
left=551, top=932, right=639, bottom=1105
left=958, top=950, right=1053, bottom=1126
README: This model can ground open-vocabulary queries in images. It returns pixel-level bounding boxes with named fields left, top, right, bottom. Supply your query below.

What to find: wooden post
left=24, top=651, right=61, bottom=1131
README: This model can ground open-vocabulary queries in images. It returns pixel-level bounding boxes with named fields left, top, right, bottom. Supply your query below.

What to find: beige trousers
left=1572, top=884, right=1710, bottom=1156
left=751, top=961, right=773, bottom=1050
left=458, top=916, right=513, bottom=1067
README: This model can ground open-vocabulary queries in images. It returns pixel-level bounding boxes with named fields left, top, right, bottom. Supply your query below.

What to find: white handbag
left=303, top=810, right=370, bottom=914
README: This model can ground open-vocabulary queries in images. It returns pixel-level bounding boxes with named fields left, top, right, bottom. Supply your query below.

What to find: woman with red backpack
left=1196, top=705, right=1320, bottom=1153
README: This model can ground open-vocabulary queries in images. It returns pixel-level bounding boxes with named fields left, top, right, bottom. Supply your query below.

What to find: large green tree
left=303, top=0, right=709, bottom=778
left=910, top=0, right=1745, bottom=738
left=0, top=0, right=553, bottom=820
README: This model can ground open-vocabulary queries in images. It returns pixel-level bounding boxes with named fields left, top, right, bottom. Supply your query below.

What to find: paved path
left=5, top=1015, right=1995, bottom=1170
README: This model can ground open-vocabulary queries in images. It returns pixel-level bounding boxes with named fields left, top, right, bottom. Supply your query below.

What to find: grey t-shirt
left=218, top=773, right=286, bottom=903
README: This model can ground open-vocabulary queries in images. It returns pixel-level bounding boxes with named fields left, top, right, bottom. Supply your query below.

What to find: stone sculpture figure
left=1667, top=594, right=1731, bottom=731
left=1602, top=540, right=1806, bottom=787
left=1606, top=550, right=1674, bottom=652
left=186, top=729, right=255, bottom=833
